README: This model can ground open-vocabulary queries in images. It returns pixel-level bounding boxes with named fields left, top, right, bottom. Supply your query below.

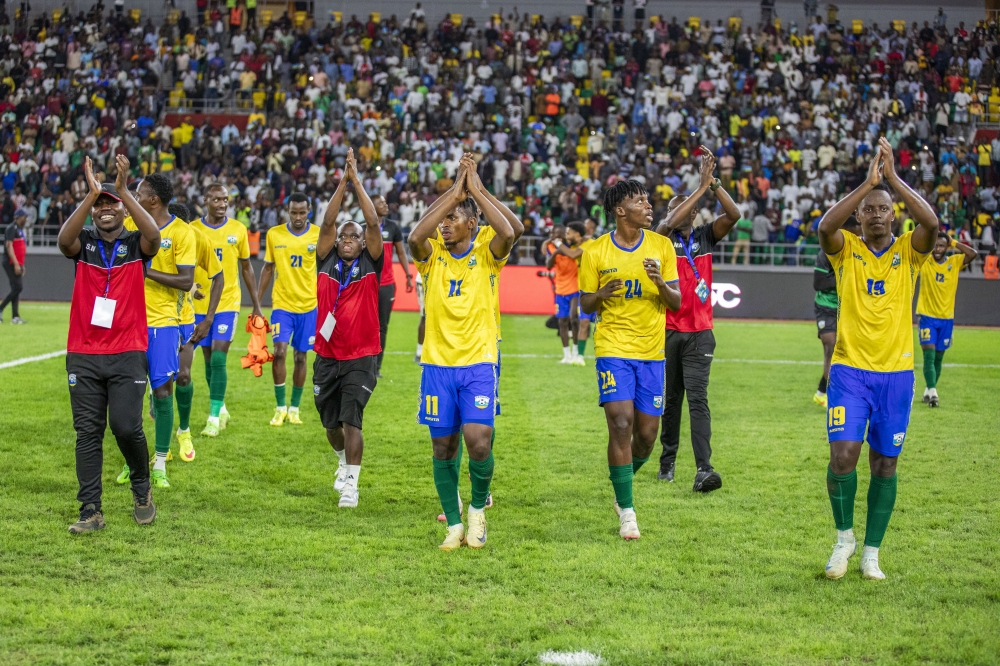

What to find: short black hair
left=205, top=182, right=228, bottom=196
left=567, top=221, right=586, bottom=236
left=455, top=197, right=478, bottom=220
left=603, top=179, right=647, bottom=221
left=288, top=192, right=310, bottom=206
left=168, top=202, right=190, bottom=222
left=843, top=215, right=860, bottom=230
left=937, top=230, right=951, bottom=241
left=144, top=173, right=175, bottom=208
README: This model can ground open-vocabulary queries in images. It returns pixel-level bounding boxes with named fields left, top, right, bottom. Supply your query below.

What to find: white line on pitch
left=0, top=350, right=67, bottom=370
left=538, top=651, right=605, bottom=666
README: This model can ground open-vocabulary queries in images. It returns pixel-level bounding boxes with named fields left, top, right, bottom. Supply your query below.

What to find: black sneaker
left=68, top=504, right=106, bottom=534
left=657, top=462, right=675, bottom=482
left=693, top=468, right=722, bottom=493
left=133, top=488, right=156, bottom=525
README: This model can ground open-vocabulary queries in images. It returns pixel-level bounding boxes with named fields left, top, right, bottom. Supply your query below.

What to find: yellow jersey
left=418, top=235, right=506, bottom=367
left=577, top=238, right=596, bottom=266
left=474, top=225, right=504, bottom=340
left=185, top=225, right=224, bottom=324
left=916, top=253, right=964, bottom=320
left=124, top=215, right=197, bottom=327
left=578, top=230, right=680, bottom=361
left=191, top=216, right=250, bottom=314
left=829, top=231, right=930, bottom=372
left=264, top=223, right=321, bottom=313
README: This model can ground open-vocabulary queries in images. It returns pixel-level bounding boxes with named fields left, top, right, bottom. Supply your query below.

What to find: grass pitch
left=0, top=303, right=998, bottom=665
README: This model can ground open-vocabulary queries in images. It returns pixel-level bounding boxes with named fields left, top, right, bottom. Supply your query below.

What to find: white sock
left=468, top=505, right=484, bottom=515
left=154, top=452, right=168, bottom=472
left=562, top=345, right=571, bottom=359
left=344, top=464, right=361, bottom=489
left=288, top=405, right=299, bottom=414
left=837, top=528, right=855, bottom=543
left=620, top=507, right=636, bottom=518
left=416, top=343, right=423, bottom=356
left=176, top=428, right=189, bottom=434
left=207, top=416, right=220, bottom=426
left=335, top=449, right=346, bottom=466
left=862, top=545, right=879, bottom=559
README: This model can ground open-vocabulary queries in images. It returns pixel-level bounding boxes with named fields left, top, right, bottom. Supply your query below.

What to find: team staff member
left=57, top=155, right=160, bottom=533
left=580, top=179, right=681, bottom=540
left=372, top=194, right=414, bottom=377
left=813, top=217, right=861, bottom=409
left=313, top=150, right=383, bottom=509
left=117, top=174, right=196, bottom=489
left=654, top=148, right=738, bottom=492
left=168, top=202, right=223, bottom=462
left=915, top=232, right=977, bottom=406
left=819, top=138, right=937, bottom=581
left=257, top=192, right=321, bottom=426
left=192, top=183, right=264, bottom=437
left=1, top=207, right=27, bottom=324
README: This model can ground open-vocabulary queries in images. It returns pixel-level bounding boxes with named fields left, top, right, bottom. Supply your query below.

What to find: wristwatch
left=709, top=178, right=722, bottom=192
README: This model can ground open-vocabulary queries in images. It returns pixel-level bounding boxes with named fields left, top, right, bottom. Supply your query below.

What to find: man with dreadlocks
left=580, top=179, right=681, bottom=540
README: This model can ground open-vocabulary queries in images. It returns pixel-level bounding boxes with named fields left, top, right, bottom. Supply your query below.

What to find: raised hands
left=84, top=156, right=102, bottom=197
left=114, top=154, right=131, bottom=193
left=698, top=145, right=717, bottom=189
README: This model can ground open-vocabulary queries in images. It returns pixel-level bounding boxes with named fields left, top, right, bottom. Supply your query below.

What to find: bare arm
left=952, top=239, right=978, bottom=266
left=347, top=150, right=383, bottom=261
left=240, top=257, right=262, bottom=317
left=5, top=241, right=19, bottom=273
left=147, top=265, right=194, bottom=291
left=256, top=261, right=274, bottom=305
left=477, top=173, right=525, bottom=240
left=464, top=156, right=514, bottom=259
left=114, top=155, right=160, bottom=257
left=643, top=258, right=681, bottom=311
left=409, top=167, right=470, bottom=262
left=57, top=157, right=103, bottom=257
left=656, top=148, right=716, bottom=235
left=818, top=148, right=884, bottom=256
left=878, top=137, right=938, bottom=254
left=580, top=278, right=624, bottom=314
left=711, top=181, right=743, bottom=240
left=394, top=240, right=414, bottom=291
left=556, top=243, right=584, bottom=259
left=318, top=171, right=349, bottom=261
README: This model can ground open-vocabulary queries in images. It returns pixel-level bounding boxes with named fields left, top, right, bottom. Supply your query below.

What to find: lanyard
left=677, top=231, right=701, bottom=282
left=98, top=239, right=122, bottom=297
left=333, top=258, right=360, bottom=315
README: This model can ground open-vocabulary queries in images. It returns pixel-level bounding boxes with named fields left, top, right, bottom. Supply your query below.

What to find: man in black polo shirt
left=57, top=156, right=161, bottom=533
left=313, top=149, right=384, bottom=509
left=1, top=207, right=27, bottom=324
left=654, top=148, right=741, bottom=492
left=372, top=193, right=414, bottom=377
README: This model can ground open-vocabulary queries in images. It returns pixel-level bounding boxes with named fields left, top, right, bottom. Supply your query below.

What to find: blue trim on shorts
left=179, top=323, right=195, bottom=345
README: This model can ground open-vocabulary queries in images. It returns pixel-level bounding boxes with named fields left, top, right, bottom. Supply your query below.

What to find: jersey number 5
left=215, top=248, right=224, bottom=262
left=866, top=279, right=885, bottom=296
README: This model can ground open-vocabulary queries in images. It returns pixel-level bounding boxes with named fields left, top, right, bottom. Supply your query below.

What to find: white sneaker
left=825, top=538, right=857, bottom=579
left=921, top=387, right=931, bottom=403
left=334, top=462, right=348, bottom=492
left=466, top=510, right=487, bottom=548
left=860, top=547, right=886, bottom=580
left=619, top=509, right=640, bottom=540
left=558, top=356, right=573, bottom=364
left=439, top=523, right=465, bottom=551
left=339, top=486, right=359, bottom=508
left=928, top=387, right=940, bottom=408
left=572, top=355, right=586, bottom=366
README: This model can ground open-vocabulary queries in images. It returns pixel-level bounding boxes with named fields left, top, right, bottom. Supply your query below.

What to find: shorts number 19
left=828, top=406, right=845, bottom=427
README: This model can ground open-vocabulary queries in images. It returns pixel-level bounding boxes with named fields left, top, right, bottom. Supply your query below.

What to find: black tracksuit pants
left=1, top=260, right=21, bottom=318
left=376, top=283, right=395, bottom=372
left=67, top=352, right=151, bottom=510
left=659, top=329, right=716, bottom=472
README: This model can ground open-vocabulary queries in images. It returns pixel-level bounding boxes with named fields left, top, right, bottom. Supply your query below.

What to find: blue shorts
left=595, top=357, right=666, bottom=416
left=418, top=363, right=498, bottom=436
left=827, top=365, right=915, bottom=457
left=918, top=315, right=954, bottom=352
left=194, top=311, right=239, bottom=347
left=555, top=292, right=578, bottom=319
left=147, top=326, right=181, bottom=389
left=271, top=308, right=318, bottom=353
left=179, top=323, right=195, bottom=345
left=495, top=351, right=502, bottom=416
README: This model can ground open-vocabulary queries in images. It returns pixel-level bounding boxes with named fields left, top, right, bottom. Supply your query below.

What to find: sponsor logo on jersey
left=474, top=395, right=490, bottom=408
left=599, top=268, right=618, bottom=275
left=892, top=432, right=905, bottom=446
left=68, top=373, right=77, bottom=387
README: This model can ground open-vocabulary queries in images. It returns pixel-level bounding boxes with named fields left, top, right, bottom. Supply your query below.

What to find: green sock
left=204, top=353, right=213, bottom=390
left=934, top=351, right=945, bottom=384
left=469, top=452, right=495, bottom=510
left=864, top=474, right=898, bottom=548
left=489, top=427, right=495, bottom=450
left=153, top=395, right=174, bottom=455
left=922, top=348, right=937, bottom=388
left=209, top=350, right=227, bottom=410
left=175, top=383, right=193, bottom=431
left=274, top=383, right=286, bottom=408
left=609, top=464, right=634, bottom=509
left=290, top=385, right=303, bottom=408
left=827, top=467, right=857, bottom=531
left=577, top=339, right=587, bottom=356
left=632, top=455, right=649, bottom=474
left=433, top=456, right=462, bottom=525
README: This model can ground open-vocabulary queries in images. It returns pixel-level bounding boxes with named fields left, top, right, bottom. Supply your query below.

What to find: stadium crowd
left=1, top=1, right=999, bottom=269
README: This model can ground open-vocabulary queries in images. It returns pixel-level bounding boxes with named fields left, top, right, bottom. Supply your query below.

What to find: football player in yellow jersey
left=167, top=202, right=223, bottom=463
left=191, top=183, right=264, bottom=437
left=409, top=154, right=515, bottom=551
left=818, top=138, right=938, bottom=581
left=256, top=193, right=321, bottom=426
left=579, top=179, right=681, bottom=541
left=915, top=232, right=977, bottom=407
left=115, top=174, right=195, bottom=490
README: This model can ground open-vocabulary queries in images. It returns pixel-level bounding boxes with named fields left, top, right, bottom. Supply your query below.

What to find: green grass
left=1, top=302, right=998, bottom=665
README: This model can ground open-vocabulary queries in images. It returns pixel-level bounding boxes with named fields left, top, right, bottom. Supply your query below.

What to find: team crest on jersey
left=160, top=238, right=172, bottom=249
left=313, top=384, right=321, bottom=396
left=947, top=264, right=953, bottom=271
left=892, top=432, right=905, bottom=447
left=227, top=236, right=238, bottom=245
left=653, top=396, right=663, bottom=408
left=691, top=242, right=700, bottom=252
left=381, top=231, right=390, bottom=239
left=218, top=324, right=229, bottom=334
left=307, top=244, right=316, bottom=253
left=351, top=265, right=360, bottom=277
left=891, top=252, right=901, bottom=268
left=68, top=373, right=77, bottom=387
left=474, top=395, right=490, bottom=409
left=116, top=245, right=128, bottom=256
left=468, top=256, right=478, bottom=268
